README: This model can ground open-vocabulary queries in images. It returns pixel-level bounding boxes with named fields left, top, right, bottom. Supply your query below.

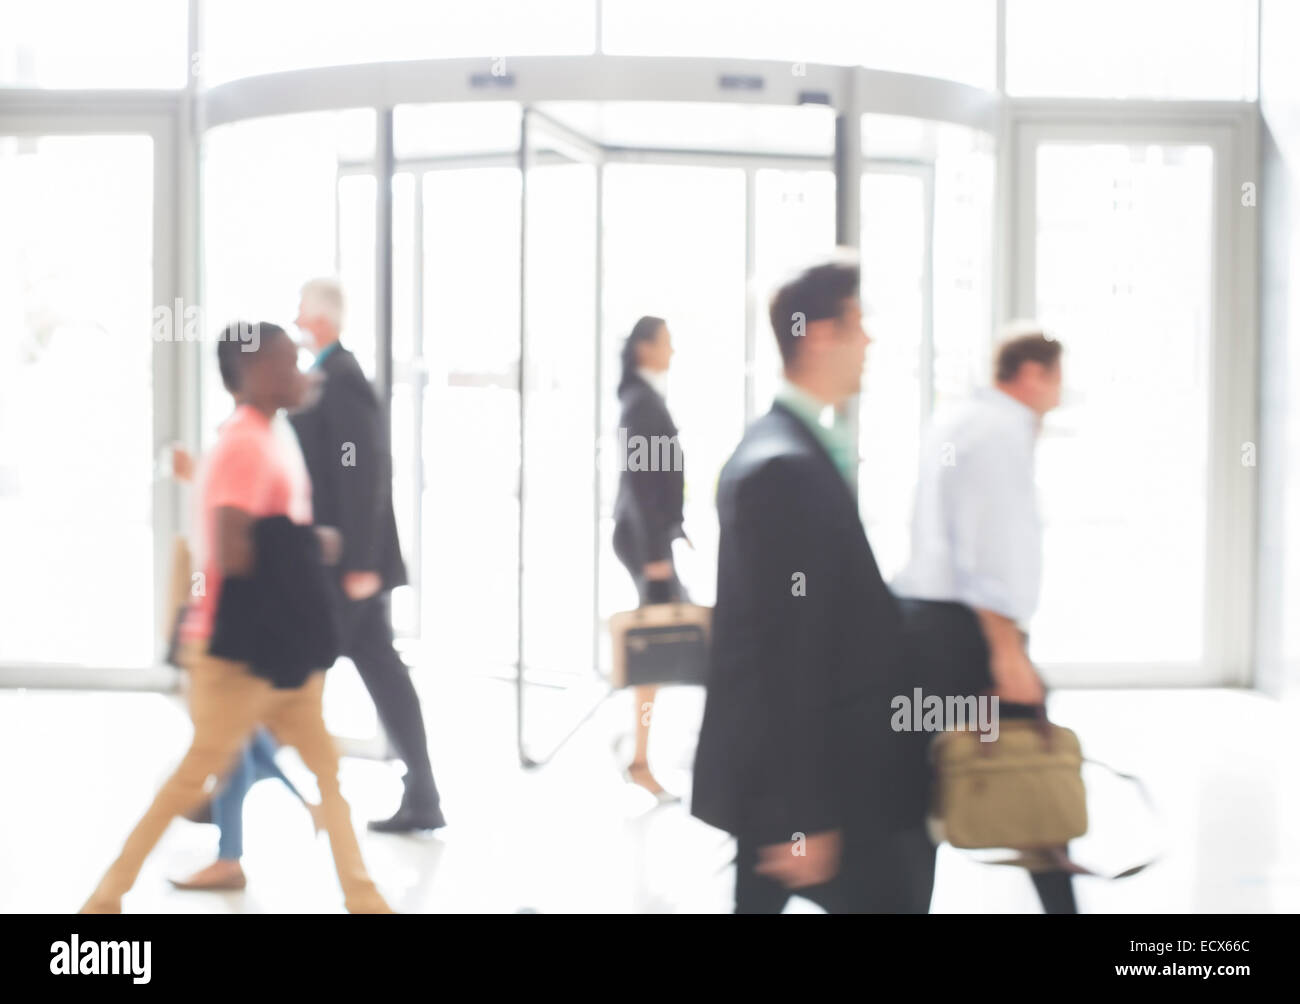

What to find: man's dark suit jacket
left=289, top=345, right=407, bottom=591
left=612, top=373, right=686, bottom=568
left=691, top=402, right=929, bottom=846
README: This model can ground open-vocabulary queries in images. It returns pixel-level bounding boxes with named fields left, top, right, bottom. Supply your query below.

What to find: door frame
left=0, top=94, right=186, bottom=688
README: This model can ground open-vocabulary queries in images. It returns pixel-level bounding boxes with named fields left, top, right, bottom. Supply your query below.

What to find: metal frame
left=514, top=106, right=610, bottom=766
left=0, top=93, right=186, bottom=690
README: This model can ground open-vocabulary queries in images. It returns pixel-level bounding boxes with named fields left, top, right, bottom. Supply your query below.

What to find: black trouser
left=898, top=597, right=1077, bottom=915
left=734, top=824, right=936, bottom=914
left=338, top=591, right=439, bottom=810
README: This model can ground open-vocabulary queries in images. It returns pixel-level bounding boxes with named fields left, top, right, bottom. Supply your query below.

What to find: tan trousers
left=82, top=642, right=391, bottom=913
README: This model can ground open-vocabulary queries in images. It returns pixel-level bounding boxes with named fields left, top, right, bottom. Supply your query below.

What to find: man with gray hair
left=290, top=278, right=445, bottom=833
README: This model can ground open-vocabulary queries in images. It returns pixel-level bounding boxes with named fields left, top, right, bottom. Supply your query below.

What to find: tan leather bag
left=929, top=718, right=1088, bottom=851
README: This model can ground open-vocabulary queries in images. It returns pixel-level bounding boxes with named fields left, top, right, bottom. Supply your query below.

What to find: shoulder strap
left=979, top=757, right=1159, bottom=880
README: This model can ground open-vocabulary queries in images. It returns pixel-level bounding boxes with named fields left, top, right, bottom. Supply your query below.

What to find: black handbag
left=609, top=602, right=711, bottom=688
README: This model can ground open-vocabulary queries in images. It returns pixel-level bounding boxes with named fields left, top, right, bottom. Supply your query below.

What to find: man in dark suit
left=692, top=259, right=934, bottom=913
left=291, top=278, right=445, bottom=833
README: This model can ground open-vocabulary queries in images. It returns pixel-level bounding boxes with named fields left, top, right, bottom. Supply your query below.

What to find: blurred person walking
left=170, top=728, right=323, bottom=891
left=164, top=443, right=324, bottom=893
left=893, top=325, right=1075, bottom=914
left=81, top=322, right=391, bottom=913
left=612, top=316, right=689, bottom=801
left=291, top=279, right=444, bottom=834
left=692, top=260, right=935, bottom=913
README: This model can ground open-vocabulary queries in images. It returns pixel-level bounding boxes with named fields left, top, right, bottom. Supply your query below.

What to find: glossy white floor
left=1, top=670, right=1297, bottom=914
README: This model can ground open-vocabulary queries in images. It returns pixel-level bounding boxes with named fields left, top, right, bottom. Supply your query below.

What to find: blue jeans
left=213, top=728, right=303, bottom=861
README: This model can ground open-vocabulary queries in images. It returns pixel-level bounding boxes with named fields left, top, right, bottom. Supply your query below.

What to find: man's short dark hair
left=217, top=321, right=285, bottom=393
left=768, top=260, right=860, bottom=368
left=994, top=328, right=1063, bottom=383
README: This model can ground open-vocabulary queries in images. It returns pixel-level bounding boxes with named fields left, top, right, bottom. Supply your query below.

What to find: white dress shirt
left=893, top=387, right=1043, bottom=627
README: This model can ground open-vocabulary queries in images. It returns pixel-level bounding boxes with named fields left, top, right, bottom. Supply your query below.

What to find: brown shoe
left=168, top=860, right=247, bottom=891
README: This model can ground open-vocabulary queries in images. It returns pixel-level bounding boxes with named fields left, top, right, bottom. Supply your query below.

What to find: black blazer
left=691, top=402, right=928, bottom=844
left=208, top=515, right=341, bottom=689
left=289, top=345, right=407, bottom=591
left=612, top=374, right=685, bottom=568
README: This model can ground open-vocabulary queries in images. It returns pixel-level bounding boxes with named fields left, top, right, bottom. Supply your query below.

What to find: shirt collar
left=775, top=378, right=856, bottom=488
left=637, top=367, right=669, bottom=398
left=776, top=378, right=837, bottom=431
left=312, top=341, right=341, bottom=370
left=981, top=386, right=1039, bottom=430
left=231, top=403, right=272, bottom=427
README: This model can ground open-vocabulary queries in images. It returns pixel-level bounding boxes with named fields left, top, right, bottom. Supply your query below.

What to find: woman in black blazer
left=613, top=316, right=687, bottom=801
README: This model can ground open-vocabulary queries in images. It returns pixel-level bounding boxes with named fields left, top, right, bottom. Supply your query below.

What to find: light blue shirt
left=893, top=387, right=1043, bottom=626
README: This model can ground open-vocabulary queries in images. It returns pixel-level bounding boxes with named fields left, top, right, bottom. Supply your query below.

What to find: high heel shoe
left=624, top=761, right=681, bottom=806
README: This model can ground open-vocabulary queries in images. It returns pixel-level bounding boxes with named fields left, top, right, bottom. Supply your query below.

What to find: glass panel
left=420, top=167, right=522, bottom=673
left=0, top=134, right=154, bottom=666
left=389, top=171, right=418, bottom=637
left=336, top=174, right=377, bottom=382
left=602, top=0, right=995, bottom=87
left=536, top=102, right=835, bottom=158
left=751, top=168, right=837, bottom=417
left=600, top=165, right=746, bottom=628
left=858, top=0, right=996, bottom=89
left=522, top=157, right=598, bottom=681
left=0, top=1, right=186, bottom=89
left=932, top=124, right=996, bottom=409
left=859, top=172, right=926, bottom=580
left=201, top=109, right=374, bottom=444
left=395, top=103, right=521, bottom=161
left=602, top=0, right=862, bottom=63
left=1007, top=0, right=1258, bottom=99
left=1032, top=142, right=1214, bottom=666
left=202, top=1, right=596, bottom=85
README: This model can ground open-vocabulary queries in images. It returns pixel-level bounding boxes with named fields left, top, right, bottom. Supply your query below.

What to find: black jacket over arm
left=289, top=346, right=407, bottom=590
left=691, top=403, right=927, bottom=845
left=208, top=515, right=341, bottom=689
left=612, top=374, right=685, bottom=568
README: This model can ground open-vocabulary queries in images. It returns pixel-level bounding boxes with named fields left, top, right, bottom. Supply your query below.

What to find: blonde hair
left=299, top=277, right=345, bottom=332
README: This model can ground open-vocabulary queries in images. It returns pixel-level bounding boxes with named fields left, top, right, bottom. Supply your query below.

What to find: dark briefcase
left=609, top=603, right=711, bottom=688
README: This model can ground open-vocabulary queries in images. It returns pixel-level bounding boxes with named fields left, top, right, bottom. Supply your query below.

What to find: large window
left=0, top=133, right=156, bottom=667
left=1026, top=138, right=1215, bottom=668
left=0, top=1, right=187, bottom=89
left=603, top=0, right=996, bottom=88
left=200, top=0, right=598, bottom=85
left=201, top=109, right=374, bottom=443
left=1006, top=0, right=1258, bottom=99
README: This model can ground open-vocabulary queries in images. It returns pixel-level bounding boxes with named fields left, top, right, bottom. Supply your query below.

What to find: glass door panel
left=419, top=167, right=522, bottom=674
left=0, top=133, right=155, bottom=668
left=751, top=168, right=837, bottom=418
left=520, top=143, right=598, bottom=685
left=600, top=164, right=747, bottom=625
left=1027, top=140, right=1214, bottom=667
left=859, top=170, right=928, bottom=579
